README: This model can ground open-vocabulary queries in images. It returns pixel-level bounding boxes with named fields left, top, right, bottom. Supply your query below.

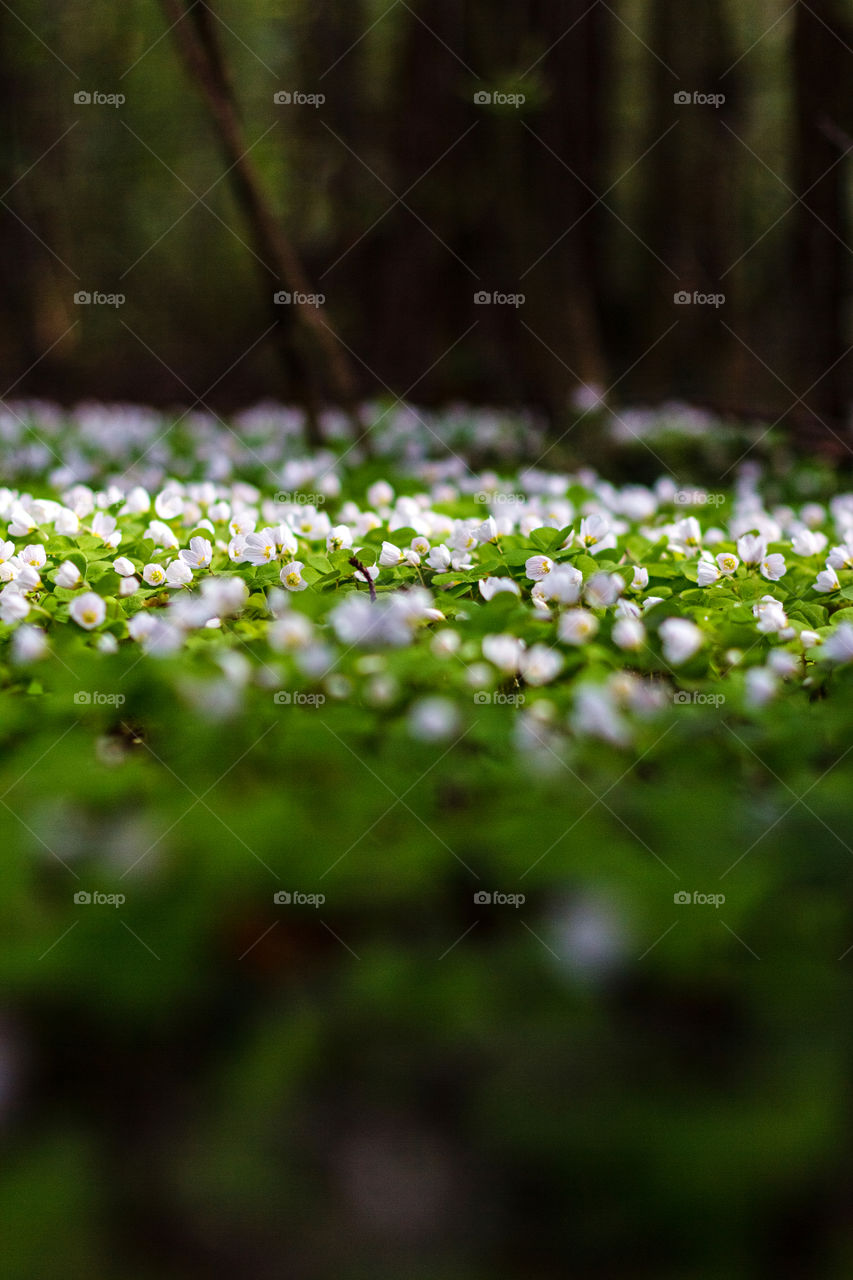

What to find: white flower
left=229, top=513, right=256, bottom=538
left=670, top=516, right=703, bottom=554
left=8, top=504, right=36, bottom=536
left=91, top=512, right=121, bottom=548
left=475, top=517, right=498, bottom=544
left=542, top=565, right=583, bottom=604
left=525, top=555, right=554, bottom=581
left=716, top=552, right=739, bottom=576
left=281, top=561, right=308, bottom=591
left=0, top=586, right=29, bottom=625
left=69, top=591, right=105, bottom=630
left=12, top=624, right=47, bottom=662
left=558, top=608, right=599, bottom=645
left=760, top=553, right=787, bottom=581
left=269, top=613, right=314, bottom=652
left=20, top=544, right=45, bottom=569
left=814, top=566, right=840, bottom=593
left=145, top=519, right=179, bottom=550
left=584, top=572, right=624, bottom=609
left=113, top=556, right=136, bottom=577
left=478, top=577, right=521, bottom=601
left=791, top=528, right=826, bottom=557
left=426, top=544, right=452, bottom=572
left=578, top=513, right=616, bottom=553
left=367, top=480, right=394, bottom=509
left=767, top=649, right=799, bottom=678
left=520, top=644, right=563, bottom=686
left=696, top=558, right=721, bottom=587
left=127, top=614, right=156, bottom=642
left=227, top=535, right=248, bottom=563
left=737, top=532, right=767, bottom=565
left=408, top=697, right=460, bottom=742
left=54, top=509, right=80, bottom=536
left=431, top=629, right=461, bottom=657
left=823, top=623, right=853, bottom=664
left=799, top=630, right=821, bottom=649
left=482, top=633, right=525, bottom=674
left=142, top=563, right=166, bottom=587
left=411, top=535, right=431, bottom=557
left=154, top=489, right=184, bottom=520
left=242, top=529, right=278, bottom=566
left=326, top=525, right=353, bottom=553
left=119, top=576, right=139, bottom=597
left=753, top=595, right=788, bottom=634
left=659, top=617, right=703, bottom=665
left=179, top=536, right=213, bottom=569
left=828, top=539, right=853, bottom=570
left=572, top=684, right=631, bottom=747
left=56, top=560, right=82, bottom=588
left=165, top=559, right=193, bottom=588
left=612, top=617, right=646, bottom=651
left=745, top=666, right=778, bottom=708
left=378, top=540, right=404, bottom=567
left=631, top=566, right=649, bottom=590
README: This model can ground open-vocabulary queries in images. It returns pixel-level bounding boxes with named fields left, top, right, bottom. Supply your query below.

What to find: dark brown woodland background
left=0, top=0, right=851, bottom=442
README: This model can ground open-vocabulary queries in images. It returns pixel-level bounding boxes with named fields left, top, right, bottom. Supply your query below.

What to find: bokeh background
left=1, top=0, right=850, bottom=436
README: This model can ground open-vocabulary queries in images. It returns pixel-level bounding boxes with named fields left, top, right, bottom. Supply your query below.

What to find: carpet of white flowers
left=0, top=401, right=852, bottom=749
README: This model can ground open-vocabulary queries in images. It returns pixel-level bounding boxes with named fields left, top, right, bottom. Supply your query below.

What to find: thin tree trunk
left=159, top=0, right=366, bottom=449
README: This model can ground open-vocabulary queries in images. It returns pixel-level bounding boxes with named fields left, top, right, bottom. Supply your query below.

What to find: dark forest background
left=0, top=0, right=851, bottom=445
